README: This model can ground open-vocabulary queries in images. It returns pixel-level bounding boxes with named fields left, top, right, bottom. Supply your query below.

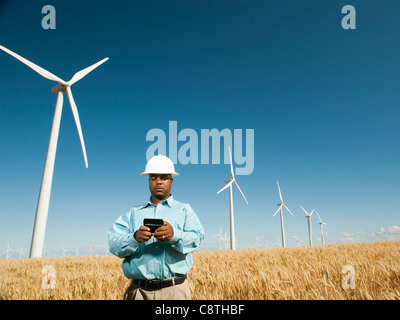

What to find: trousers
left=123, top=278, right=192, bottom=300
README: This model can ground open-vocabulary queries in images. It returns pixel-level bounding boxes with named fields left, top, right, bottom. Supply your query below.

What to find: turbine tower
left=300, top=205, right=315, bottom=246
left=316, top=211, right=327, bottom=245
left=0, top=45, right=108, bottom=258
left=217, top=146, right=248, bottom=250
left=272, top=181, right=294, bottom=247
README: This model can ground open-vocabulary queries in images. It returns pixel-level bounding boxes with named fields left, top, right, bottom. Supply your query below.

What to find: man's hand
left=134, top=225, right=152, bottom=243
left=154, top=221, right=174, bottom=242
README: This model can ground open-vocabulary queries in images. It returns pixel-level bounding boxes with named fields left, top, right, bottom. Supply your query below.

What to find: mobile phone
left=143, top=218, right=164, bottom=233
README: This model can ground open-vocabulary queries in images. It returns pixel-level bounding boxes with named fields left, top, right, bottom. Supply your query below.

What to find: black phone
left=143, top=218, right=164, bottom=233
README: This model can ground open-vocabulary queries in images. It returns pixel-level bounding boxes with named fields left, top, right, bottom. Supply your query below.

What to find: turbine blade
left=300, top=205, right=308, bottom=215
left=217, top=180, right=233, bottom=194
left=228, top=145, right=235, bottom=179
left=310, top=209, right=315, bottom=216
left=67, top=57, right=109, bottom=85
left=277, top=180, right=283, bottom=202
left=0, top=45, right=66, bottom=84
left=66, top=87, right=88, bottom=168
left=283, top=204, right=294, bottom=217
left=316, top=210, right=322, bottom=222
left=273, top=205, right=283, bottom=217
left=233, top=180, right=248, bottom=204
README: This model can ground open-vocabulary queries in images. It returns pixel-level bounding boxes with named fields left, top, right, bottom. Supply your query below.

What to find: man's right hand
left=134, top=225, right=152, bottom=243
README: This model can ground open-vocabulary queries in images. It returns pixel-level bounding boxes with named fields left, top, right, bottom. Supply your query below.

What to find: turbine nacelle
left=316, top=211, right=327, bottom=225
left=272, top=181, right=294, bottom=217
left=217, top=146, right=248, bottom=205
left=51, top=83, right=67, bottom=94
left=300, top=205, right=314, bottom=218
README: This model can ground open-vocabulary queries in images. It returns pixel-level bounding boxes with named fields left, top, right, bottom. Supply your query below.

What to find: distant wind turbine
left=300, top=205, right=315, bottom=246
left=316, top=211, right=327, bottom=245
left=222, top=231, right=229, bottom=250
left=42, top=247, right=50, bottom=257
left=0, top=45, right=109, bottom=258
left=103, top=247, right=110, bottom=256
left=3, top=243, right=14, bottom=259
left=217, top=146, right=248, bottom=250
left=62, top=247, right=71, bottom=257
left=17, top=246, right=25, bottom=259
left=87, top=247, right=94, bottom=256
left=291, top=235, right=303, bottom=247
left=272, top=181, right=294, bottom=247
left=254, top=236, right=262, bottom=248
left=214, top=227, right=223, bottom=250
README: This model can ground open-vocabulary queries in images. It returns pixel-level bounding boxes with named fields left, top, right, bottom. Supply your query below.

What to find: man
left=108, top=155, right=205, bottom=300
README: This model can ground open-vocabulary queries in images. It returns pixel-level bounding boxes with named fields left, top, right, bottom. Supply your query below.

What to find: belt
left=133, top=275, right=187, bottom=291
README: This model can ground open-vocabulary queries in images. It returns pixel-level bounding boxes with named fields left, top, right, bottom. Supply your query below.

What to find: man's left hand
left=154, top=221, right=174, bottom=242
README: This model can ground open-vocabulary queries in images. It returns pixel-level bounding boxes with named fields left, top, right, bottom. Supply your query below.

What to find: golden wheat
left=0, top=241, right=399, bottom=300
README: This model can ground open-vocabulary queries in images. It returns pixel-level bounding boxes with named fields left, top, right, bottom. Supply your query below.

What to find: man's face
left=149, top=174, right=173, bottom=200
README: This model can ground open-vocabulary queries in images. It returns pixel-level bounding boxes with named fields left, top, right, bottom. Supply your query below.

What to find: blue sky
left=1, top=0, right=400, bottom=257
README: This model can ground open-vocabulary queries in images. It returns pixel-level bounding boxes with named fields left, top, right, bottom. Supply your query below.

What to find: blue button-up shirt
left=108, top=195, right=205, bottom=280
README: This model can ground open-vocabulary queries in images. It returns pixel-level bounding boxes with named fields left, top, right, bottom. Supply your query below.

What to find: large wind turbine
left=0, top=45, right=108, bottom=258
left=272, top=181, right=294, bottom=247
left=316, top=211, right=327, bottom=245
left=217, top=146, right=248, bottom=250
left=300, top=205, right=315, bottom=246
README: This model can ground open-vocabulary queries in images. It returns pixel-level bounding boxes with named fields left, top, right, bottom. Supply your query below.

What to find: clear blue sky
left=1, top=0, right=400, bottom=257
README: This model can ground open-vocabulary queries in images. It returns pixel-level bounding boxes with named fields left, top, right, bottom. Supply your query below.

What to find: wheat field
left=0, top=241, right=399, bottom=300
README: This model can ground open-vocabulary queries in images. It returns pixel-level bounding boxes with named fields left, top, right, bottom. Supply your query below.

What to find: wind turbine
left=254, top=236, right=262, bottom=248
left=222, top=231, right=229, bottom=250
left=3, top=243, right=14, bottom=259
left=0, top=45, right=109, bottom=258
left=217, top=146, right=248, bottom=250
left=62, top=247, right=69, bottom=257
left=87, top=246, right=94, bottom=256
left=291, top=235, right=303, bottom=247
left=300, top=205, right=315, bottom=246
left=42, top=247, right=50, bottom=257
left=214, top=227, right=223, bottom=250
left=17, top=246, right=25, bottom=259
left=103, top=247, right=110, bottom=256
left=272, top=181, right=294, bottom=248
left=316, top=211, right=327, bottom=245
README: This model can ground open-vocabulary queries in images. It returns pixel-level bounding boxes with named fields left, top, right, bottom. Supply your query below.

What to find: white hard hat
left=140, top=155, right=179, bottom=177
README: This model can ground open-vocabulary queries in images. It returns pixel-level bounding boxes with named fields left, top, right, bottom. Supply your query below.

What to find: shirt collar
left=142, top=194, right=175, bottom=208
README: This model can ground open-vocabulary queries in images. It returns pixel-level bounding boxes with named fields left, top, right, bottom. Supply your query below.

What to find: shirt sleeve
left=108, top=209, right=140, bottom=258
left=169, top=204, right=205, bottom=254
